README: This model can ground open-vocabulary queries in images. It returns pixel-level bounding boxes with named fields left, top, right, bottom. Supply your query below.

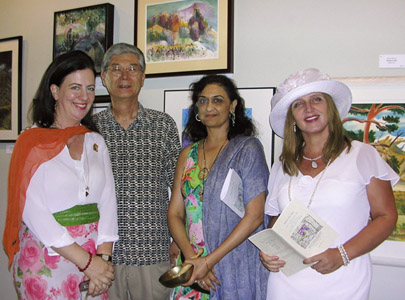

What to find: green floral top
left=171, top=141, right=209, bottom=300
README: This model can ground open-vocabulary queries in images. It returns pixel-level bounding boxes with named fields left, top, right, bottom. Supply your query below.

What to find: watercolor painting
left=343, top=103, right=405, bottom=241
left=145, top=0, right=218, bottom=63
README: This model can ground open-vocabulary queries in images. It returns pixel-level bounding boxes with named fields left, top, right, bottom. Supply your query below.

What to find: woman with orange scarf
left=3, top=51, right=118, bottom=299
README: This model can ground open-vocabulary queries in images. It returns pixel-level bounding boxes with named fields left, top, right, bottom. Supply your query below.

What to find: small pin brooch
left=93, top=144, right=98, bottom=152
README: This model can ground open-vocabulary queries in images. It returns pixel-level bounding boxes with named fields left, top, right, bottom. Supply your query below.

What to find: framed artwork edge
left=94, top=95, right=111, bottom=103
left=0, top=36, right=22, bottom=143
left=334, top=75, right=405, bottom=86
left=135, top=0, right=234, bottom=78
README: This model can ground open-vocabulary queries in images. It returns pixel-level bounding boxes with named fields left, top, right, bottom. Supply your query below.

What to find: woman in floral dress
left=170, top=141, right=210, bottom=300
left=3, top=51, right=118, bottom=300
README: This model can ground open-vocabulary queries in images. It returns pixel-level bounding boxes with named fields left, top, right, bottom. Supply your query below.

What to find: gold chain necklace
left=198, top=138, right=228, bottom=182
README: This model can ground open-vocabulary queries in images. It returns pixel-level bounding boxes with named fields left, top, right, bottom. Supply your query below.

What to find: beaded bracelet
left=77, top=253, right=92, bottom=272
left=338, top=245, right=350, bottom=266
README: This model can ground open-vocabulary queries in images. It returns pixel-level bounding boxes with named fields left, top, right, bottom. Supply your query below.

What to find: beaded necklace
left=288, top=159, right=331, bottom=208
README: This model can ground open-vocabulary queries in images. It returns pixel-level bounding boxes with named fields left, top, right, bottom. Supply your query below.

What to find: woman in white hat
left=260, top=68, right=398, bottom=299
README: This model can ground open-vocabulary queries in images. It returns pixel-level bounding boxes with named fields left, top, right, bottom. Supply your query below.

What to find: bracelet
left=78, top=253, right=92, bottom=272
left=204, top=258, right=211, bottom=272
left=338, top=245, right=350, bottom=266
left=96, top=253, right=112, bottom=262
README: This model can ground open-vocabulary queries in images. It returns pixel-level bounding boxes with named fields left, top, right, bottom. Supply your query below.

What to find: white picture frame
left=164, top=87, right=275, bottom=166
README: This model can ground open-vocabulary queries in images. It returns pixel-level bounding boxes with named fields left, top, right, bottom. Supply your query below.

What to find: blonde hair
left=279, top=94, right=351, bottom=176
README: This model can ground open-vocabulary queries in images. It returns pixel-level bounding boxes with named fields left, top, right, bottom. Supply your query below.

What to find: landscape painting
left=145, top=0, right=219, bottom=63
left=343, top=103, right=405, bottom=241
left=136, top=0, right=233, bottom=77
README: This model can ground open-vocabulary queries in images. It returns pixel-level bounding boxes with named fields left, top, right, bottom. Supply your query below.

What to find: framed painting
left=338, top=76, right=405, bottom=267
left=164, top=87, right=274, bottom=165
left=135, top=0, right=234, bottom=77
left=53, top=3, right=114, bottom=74
left=0, top=36, right=22, bottom=142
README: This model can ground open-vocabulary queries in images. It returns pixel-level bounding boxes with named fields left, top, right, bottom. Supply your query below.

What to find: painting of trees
left=146, top=1, right=218, bottom=62
left=343, top=103, right=405, bottom=240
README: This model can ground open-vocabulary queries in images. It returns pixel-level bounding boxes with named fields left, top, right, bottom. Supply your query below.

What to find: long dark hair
left=184, top=75, right=256, bottom=142
left=31, top=50, right=98, bottom=131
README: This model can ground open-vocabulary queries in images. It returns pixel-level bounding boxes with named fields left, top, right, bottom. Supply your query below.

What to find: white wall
left=1, top=0, right=404, bottom=299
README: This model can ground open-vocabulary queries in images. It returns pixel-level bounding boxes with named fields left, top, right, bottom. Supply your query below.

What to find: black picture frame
left=53, top=3, right=114, bottom=74
left=0, top=36, right=22, bottom=142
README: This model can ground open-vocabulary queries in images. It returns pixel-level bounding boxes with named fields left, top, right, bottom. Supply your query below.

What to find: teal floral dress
left=171, top=142, right=210, bottom=300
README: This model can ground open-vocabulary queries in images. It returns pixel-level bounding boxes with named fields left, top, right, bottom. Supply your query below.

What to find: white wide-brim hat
left=270, top=68, right=352, bottom=138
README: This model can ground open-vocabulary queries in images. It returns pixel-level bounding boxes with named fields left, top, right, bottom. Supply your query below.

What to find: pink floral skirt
left=12, top=222, right=108, bottom=300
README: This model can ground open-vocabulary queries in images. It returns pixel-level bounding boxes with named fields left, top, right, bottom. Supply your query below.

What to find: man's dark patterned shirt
left=93, top=103, right=181, bottom=265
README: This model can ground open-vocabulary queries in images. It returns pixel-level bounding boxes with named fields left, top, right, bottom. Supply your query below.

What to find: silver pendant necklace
left=302, top=154, right=323, bottom=169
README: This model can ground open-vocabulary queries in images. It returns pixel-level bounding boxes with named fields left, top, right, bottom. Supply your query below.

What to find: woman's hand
left=52, top=243, right=114, bottom=296
left=195, top=269, right=220, bottom=291
left=183, top=256, right=220, bottom=290
left=84, top=255, right=114, bottom=296
left=303, top=248, right=344, bottom=274
left=259, top=251, right=286, bottom=272
left=181, top=253, right=220, bottom=291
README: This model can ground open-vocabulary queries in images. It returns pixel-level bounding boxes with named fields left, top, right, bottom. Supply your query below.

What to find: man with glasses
left=93, top=43, right=181, bottom=300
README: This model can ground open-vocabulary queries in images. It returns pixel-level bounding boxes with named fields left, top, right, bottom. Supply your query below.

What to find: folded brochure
left=220, top=168, right=245, bottom=218
left=249, top=199, right=338, bottom=276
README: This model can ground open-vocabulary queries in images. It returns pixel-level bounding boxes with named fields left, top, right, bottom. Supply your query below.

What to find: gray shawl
left=203, top=135, right=269, bottom=300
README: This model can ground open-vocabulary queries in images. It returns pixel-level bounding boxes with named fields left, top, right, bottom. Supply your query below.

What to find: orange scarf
left=3, top=126, right=91, bottom=268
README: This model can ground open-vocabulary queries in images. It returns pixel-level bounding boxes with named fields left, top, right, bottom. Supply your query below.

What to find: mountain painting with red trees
left=145, top=0, right=218, bottom=62
left=343, top=103, right=405, bottom=241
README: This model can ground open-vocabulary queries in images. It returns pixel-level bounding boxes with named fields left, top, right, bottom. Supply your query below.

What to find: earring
left=230, top=112, right=236, bottom=126
left=293, top=121, right=296, bottom=133
left=195, top=113, right=201, bottom=122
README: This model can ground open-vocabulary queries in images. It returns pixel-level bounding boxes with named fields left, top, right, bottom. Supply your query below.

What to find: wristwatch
left=96, top=253, right=112, bottom=262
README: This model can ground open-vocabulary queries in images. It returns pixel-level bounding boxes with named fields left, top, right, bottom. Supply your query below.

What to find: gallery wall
left=0, top=0, right=404, bottom=299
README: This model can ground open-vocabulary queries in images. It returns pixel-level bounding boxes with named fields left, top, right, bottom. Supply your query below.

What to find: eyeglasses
left=107, top=65, right=142, bottom=77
